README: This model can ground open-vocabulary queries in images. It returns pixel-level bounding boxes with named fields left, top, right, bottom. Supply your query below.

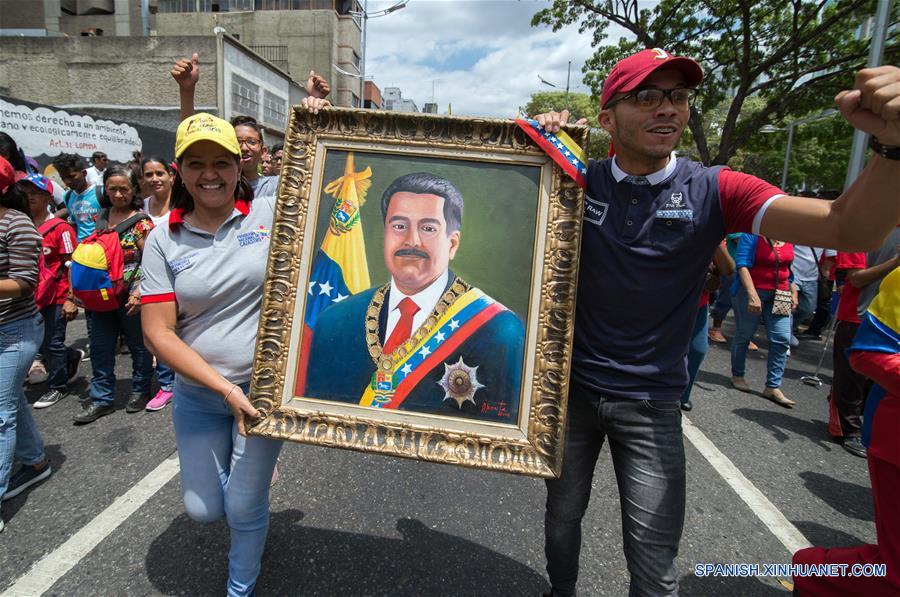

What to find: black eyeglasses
left=605, top=87, right=697, bottom=110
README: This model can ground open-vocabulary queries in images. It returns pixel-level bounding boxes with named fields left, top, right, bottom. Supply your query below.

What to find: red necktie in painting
left=383, top=297, right=420, bottom=354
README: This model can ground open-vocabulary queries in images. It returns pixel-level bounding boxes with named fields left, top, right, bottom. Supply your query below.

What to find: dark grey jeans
left=544, top=382, right=686, bottom=597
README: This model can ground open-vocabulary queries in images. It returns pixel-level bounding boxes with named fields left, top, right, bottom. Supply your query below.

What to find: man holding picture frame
left=536, top=49, right=900, bottom=597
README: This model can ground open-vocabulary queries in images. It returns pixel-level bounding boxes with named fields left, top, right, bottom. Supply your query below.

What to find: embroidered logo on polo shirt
left=237, top=225, right=271, bottom=247
left=169, top=252, right=198, bottom=274
left=584, top=197, right=609, bottom=226
left=656, top=192, right=693, bottom=220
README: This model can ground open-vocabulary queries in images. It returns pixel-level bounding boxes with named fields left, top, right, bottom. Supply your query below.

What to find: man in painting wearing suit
left=304, top=172, right=525, bottom=423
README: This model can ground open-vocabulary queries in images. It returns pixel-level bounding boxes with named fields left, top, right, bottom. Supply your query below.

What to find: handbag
left=766, top=238, right=793, bottom=316
left=704, top=264, right=721, bottom=292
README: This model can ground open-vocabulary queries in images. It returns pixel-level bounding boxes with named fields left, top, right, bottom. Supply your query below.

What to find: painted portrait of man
left=303, top=172, right=526, bottom=423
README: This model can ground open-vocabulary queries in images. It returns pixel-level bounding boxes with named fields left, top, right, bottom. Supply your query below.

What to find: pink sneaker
left=145, top=389, right=174, bottom=412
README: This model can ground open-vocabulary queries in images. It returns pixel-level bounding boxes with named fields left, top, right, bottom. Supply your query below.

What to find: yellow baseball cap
left=174, top=112, right=241, bottom=158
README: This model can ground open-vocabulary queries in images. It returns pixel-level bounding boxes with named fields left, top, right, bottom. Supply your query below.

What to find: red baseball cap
left=601, top=48, right=703, bottom=108
left=0, top=157, right=14, bottom=193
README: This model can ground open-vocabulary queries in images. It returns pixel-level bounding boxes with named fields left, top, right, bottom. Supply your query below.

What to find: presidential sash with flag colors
left=294, top=153, right=372, bottom=394
left=359, top=288, right=506, bottom=409
left=516, top=118, right=588, bottom=189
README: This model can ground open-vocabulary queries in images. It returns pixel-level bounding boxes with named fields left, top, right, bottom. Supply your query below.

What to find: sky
left=363, top=0, right=631, bottom=117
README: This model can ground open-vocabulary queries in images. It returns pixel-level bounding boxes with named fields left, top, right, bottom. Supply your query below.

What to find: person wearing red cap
left=536, top=49, right=900, bottom=596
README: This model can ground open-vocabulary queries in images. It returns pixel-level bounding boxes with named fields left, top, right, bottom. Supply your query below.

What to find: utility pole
left=843, top=0, right=890, bottom=189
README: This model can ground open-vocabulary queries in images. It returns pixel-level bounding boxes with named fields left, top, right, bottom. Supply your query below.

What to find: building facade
left=382, top=86, right=417, bottom=112
left=363, top=80, right=381, bottom=109
left=0, top=0, right=363, bottom=108
left=0, top=34, right=302, bottom=144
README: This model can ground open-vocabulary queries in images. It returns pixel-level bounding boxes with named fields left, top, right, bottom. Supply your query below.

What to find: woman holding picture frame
left=139, top=57, right=330, bottom=596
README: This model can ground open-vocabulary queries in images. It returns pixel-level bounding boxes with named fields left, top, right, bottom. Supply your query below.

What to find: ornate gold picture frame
left=247, top=106, right=586, bottom=478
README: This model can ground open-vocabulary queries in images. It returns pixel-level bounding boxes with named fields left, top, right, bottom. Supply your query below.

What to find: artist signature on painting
left=480, top=401, right=511, bottom=418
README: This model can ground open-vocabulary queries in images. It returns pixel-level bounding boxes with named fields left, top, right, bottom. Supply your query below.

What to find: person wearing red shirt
left=829, top=245, right=900, bottom=457
left=18, top=175, right=83, bottom=409
left=730, top=234, right=798, bottom=406
left=681, top=244, right=734, bottom=411
left=794, top=267, right=900, bottom=596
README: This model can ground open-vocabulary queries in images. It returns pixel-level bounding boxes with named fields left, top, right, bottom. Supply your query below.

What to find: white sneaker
left=26, top=361, right=48, bottom=385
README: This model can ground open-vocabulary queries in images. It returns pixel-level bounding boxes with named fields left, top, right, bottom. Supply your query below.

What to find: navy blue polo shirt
left=573, top=155, right=783, bottom=400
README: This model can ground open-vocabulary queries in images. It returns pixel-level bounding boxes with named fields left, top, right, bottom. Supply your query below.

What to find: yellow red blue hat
left=21, top=173, right=55, bottom=195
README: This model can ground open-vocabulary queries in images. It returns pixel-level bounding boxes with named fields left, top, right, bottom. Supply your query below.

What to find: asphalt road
left=0, top=314, right=876, bottom=596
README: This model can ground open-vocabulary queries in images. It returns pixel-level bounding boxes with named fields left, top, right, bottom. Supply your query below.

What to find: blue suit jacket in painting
left=304, top=274, right=525, bottom=423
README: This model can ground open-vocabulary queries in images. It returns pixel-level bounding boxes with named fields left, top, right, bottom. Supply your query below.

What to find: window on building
left=159, top=0, right=255, bottom=11
left=232, top=74, right=260, bottom=119
left=337, top=0, right=361, bottom=15
left=263, top=91, right=288, bottom=129
left=252, top=0, right=335, bottom=8
left=250, top=45, right=289, bottom=74
left=75, top=0, right=115, bottom=14
left=351, top=93, right=360, bottom=108
left=350, top=50, right=360, bottom=71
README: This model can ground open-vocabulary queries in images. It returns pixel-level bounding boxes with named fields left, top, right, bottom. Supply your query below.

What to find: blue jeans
left=172, top=381, right=283, bottom=597
left=545, top=382, right=685, bottom=596
left=710, top=273, right=735, bottom=324
left=793, top=278, right=818, bottom=328
left=87, top=306, right=153, bottom=405
left=731, top=288, right=791, bottom=388
left=39, top=304, right=79, bottom=391
left=0, top=314, right=46, bottom=497
left=681, top=304, right=709, bottom=404
left=156, top=361, right=175, bottom=392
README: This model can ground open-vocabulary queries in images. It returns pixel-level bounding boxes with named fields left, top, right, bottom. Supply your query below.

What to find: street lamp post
left=760, top=109, right=838, bottom=190
left=538, top=60, right=572, bottom=111
left=351, top=0, right=408, bottom=108
left=844, top=0, right=891, bottom=189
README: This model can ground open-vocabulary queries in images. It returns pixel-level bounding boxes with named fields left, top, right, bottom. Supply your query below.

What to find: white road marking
left=3, top=416, right=813, bottom=595
left=2, top=454, right=180, bottom=597
left=682, top=415, right=812, bottom=554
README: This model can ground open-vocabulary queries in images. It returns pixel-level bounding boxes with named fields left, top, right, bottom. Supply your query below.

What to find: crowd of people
left=0, top=48, right=897, bottom=597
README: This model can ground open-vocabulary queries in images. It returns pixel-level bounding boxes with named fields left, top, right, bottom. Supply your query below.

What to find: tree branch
left=746, top=48, right=878, bottom=95
left=750, top=0, right=868, bottom=77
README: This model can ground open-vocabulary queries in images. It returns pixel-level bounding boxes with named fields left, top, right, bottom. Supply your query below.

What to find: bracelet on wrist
left=224, top=384, right=239, bottom=403
left=870, top=137, right=900, bottom=161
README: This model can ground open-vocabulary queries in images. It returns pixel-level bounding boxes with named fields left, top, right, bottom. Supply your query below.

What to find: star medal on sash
left=438, top=357, right=484, bottom=408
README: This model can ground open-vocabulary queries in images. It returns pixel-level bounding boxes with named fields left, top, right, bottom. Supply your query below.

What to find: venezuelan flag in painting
left=294, top=152, right=371, bottom=394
